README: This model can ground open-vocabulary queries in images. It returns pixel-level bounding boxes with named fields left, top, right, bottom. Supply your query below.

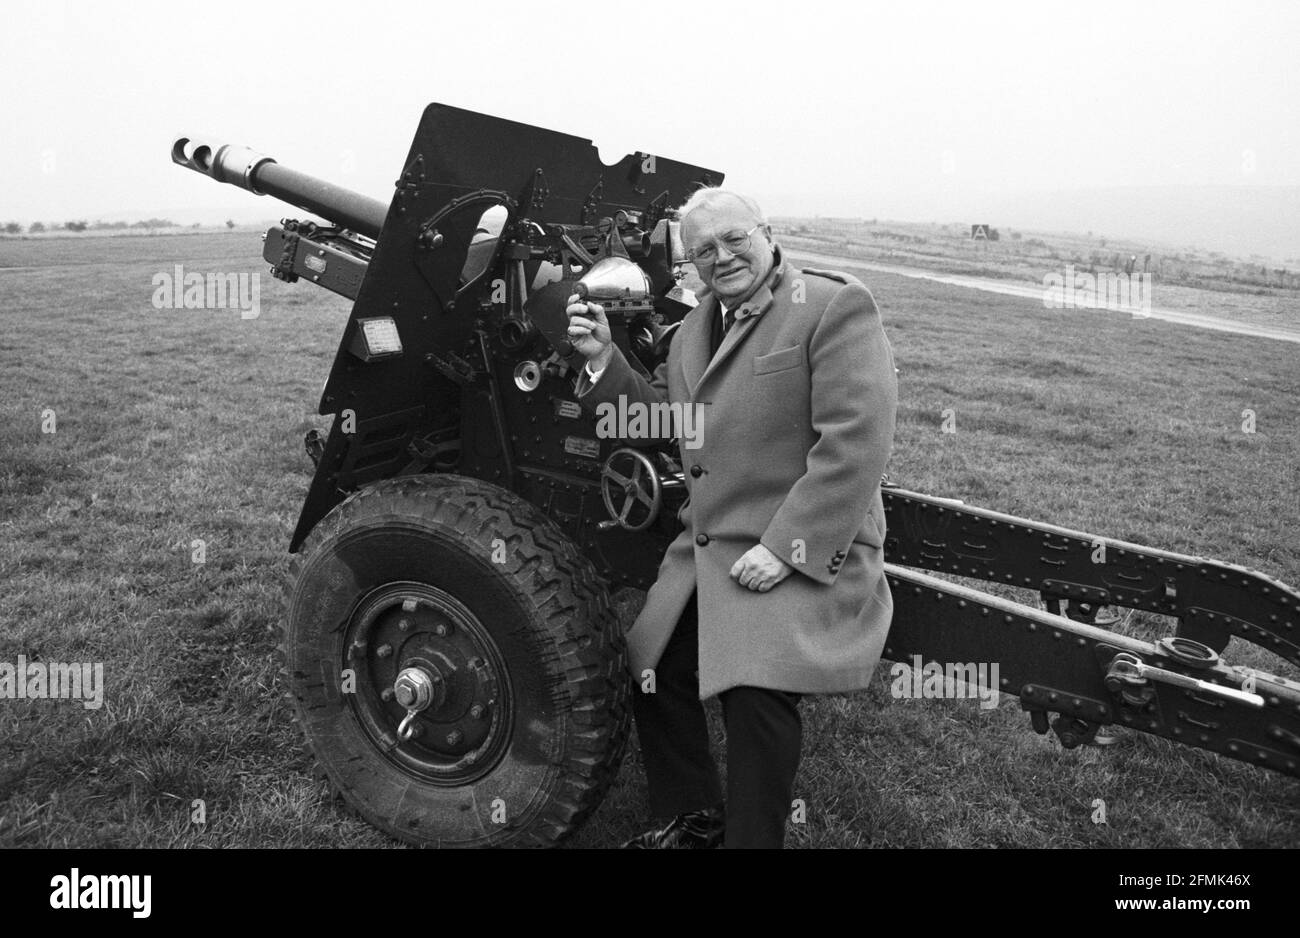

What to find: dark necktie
left=710, top=306, right=733, bottom=358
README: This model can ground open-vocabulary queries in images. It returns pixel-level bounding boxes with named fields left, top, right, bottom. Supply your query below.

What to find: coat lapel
left=679, top=292, right=716, bottom=398
left=692, top=255, right=786, bottom=397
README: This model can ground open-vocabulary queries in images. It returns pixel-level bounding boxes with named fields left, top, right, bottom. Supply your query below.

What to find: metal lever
left=1108, top=653, right=1265, bottom=708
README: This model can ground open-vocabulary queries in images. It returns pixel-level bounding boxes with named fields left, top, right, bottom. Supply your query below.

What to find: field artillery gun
left=173, top=105, right=1300, bottom=847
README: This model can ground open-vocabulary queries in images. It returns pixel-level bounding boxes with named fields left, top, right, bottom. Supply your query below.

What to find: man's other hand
left=566, top=294, right=614, bottom=370
left=730, top=544, right=793, bottom=592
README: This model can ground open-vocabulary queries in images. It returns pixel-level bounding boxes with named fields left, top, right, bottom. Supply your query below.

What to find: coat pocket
left=753, top=344, right=805, bottom=375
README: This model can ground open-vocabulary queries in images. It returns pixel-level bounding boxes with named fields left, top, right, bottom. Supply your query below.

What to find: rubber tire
left=283, top=474, right=630, bottom=847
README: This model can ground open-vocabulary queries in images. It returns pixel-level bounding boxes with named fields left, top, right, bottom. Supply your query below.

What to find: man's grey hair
left=675, top=186, right=767, bottom=225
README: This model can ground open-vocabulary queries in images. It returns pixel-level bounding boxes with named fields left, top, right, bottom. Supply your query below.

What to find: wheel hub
left=394, top=665, right=444, bottom=711
left=345, top=582, right=514, bottom=784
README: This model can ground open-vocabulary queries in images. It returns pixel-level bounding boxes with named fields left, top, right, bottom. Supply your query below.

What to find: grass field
left=1, top=230, right=1296, bottom=848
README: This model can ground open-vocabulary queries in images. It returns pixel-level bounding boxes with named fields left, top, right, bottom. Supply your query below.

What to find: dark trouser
left=632, top=590, right=803, bottom=848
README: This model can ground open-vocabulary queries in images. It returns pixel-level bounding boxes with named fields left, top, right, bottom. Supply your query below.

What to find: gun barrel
left=171, top=135, right=388, bottom=240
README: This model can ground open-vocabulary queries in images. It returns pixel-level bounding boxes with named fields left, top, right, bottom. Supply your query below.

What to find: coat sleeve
left=759, top=282, right=897, bottom=585
left=572, top=343, right=678, bottom=442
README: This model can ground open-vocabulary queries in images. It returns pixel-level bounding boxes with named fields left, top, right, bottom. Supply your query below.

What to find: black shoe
left=621, top=806, right=725, bottom=849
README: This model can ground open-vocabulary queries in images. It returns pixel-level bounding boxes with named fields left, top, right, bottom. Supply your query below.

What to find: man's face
left=682, top=197, right=774, bottom=303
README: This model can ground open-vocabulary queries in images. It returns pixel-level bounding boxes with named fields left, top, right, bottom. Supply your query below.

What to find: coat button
left=696, top=533, right=710, bottom=546
left=690, top=464, right=703, bottom=478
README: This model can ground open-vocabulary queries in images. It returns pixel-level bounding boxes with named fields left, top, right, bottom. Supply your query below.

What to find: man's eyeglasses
left=686, top=224, right=763, bottom=265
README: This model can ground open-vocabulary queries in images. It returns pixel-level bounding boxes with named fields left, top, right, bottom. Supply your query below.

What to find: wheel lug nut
left=376, top=644, right=393, bottom=658
left=434, top=623, right=449, bottom=637
left=445, top=730, right=462, bottom=746
left=381, top=688, right=395, bottom=701
left=398, top=619, right=410, bottom=632
left=469, top=704, right=484, bottom=719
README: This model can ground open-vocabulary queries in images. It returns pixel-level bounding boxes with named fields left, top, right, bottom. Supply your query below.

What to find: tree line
left=1, top=219, right=188, bottom=234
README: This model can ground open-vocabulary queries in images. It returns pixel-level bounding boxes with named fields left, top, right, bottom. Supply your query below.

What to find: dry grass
left=1, top=231, right=1296, bottom=849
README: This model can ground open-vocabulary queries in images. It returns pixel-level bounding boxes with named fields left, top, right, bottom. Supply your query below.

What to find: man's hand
left=566, top=294, right=614, bottom=371
left=730, top=544, right=793, bottom=592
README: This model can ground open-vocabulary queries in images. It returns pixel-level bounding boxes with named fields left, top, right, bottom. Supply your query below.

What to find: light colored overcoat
left=576, top=247, right=898, bottom=699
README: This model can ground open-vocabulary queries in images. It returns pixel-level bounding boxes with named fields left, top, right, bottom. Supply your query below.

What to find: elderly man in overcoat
left=566, top=188, right=897, bottom=848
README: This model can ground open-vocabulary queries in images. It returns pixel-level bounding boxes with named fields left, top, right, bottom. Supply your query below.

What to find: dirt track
left=787, top=249, right=1300, bottom=346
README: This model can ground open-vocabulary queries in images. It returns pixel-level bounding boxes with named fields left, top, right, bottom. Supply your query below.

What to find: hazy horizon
left=2, top=1, right=1297, bottom=261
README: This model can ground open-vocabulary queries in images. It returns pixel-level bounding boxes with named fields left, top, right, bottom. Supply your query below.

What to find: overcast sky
left=2, top=0, right=1297, bottom=253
